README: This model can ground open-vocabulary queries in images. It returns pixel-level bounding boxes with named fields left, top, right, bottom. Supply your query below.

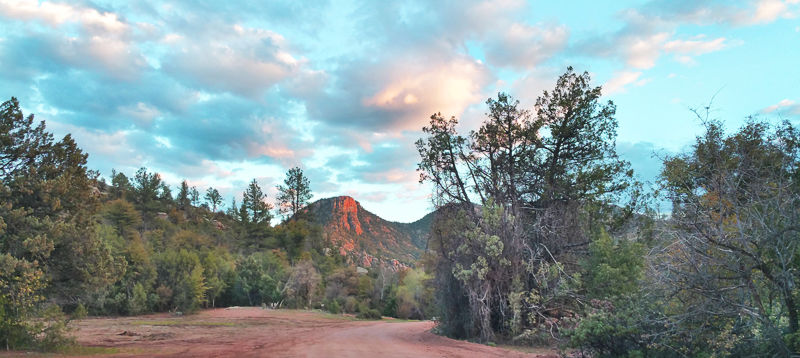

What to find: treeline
left=416, top=68, right=800, bottom=356
left=0, top=97, right=432, bottom=351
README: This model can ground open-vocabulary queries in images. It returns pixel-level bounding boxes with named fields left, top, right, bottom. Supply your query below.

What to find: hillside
left=298, top=196, right=433, bottom=267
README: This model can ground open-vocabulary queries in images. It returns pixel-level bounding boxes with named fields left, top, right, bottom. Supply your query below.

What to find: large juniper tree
left=416, top=68, right=634, bottom=342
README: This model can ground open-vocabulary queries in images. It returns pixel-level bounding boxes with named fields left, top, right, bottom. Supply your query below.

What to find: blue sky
left=1, top=0, right=798, bottom=222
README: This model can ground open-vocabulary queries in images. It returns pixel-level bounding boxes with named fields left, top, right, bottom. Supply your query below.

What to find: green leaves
left=582, top=229, right=644, bottom=300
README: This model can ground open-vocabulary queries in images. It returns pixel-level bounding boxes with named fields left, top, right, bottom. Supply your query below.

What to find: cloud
left=303, top=53, right=492, bottom=138
left=0, top=0, right=150, bottom=79
left=334, top=138, right=421, bottom=185
left=573, top=9, right=730, bottom=70
left=604, top=71, right=644, bottom=94
left=482, top=22, right=569, bottom=69
left=162, top=25, right=300, bottom=98
left=640, top=0, right=800, bottom=26
left=740, top=0, right=798, bottom=25
left=762, top=99, right=800, bottom=115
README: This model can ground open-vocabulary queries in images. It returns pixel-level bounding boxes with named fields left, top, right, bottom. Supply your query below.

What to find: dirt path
left=11, top=308, right=556, bottom=357
left=285, top=320, right=545, bottom=358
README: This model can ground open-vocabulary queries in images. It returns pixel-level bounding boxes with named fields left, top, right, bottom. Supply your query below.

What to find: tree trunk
left=784, top=287, right=799, bottom=333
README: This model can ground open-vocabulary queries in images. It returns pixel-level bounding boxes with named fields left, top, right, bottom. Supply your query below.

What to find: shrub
left=72, top=303, right=88, bottom=320
left=356, top=303, right=381, bottom=320
left=343, top=296, right=359, bottom=313
left=327, top=299, right=341, bottom=314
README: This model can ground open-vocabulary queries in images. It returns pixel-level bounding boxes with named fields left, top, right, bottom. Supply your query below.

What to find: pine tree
left=276, top=167, right=313, bottom=218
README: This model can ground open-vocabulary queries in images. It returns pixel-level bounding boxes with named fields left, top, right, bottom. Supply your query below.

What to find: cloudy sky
left=1, top=0, right=799, bottom=222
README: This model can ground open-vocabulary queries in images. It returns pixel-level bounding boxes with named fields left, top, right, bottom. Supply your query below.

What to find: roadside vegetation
left=416, top=68, right=800, bottom=356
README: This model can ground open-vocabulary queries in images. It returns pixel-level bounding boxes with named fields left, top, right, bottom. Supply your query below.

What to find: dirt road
left=19, top=308, right=556, bottom=357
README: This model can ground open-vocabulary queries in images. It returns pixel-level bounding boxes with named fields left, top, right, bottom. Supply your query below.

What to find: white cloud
left=625, top=32, right=671, bottom=69
left=604, top=71, right=644, bottom=94
left=482, top=22, right=569, bottom=69
left=762, top=99, right=800, bottom=114
left=163, top=25, right=299, bottom=97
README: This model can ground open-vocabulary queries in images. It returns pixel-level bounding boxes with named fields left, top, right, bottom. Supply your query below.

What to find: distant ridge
left=298, top=196, right=433, bottom=267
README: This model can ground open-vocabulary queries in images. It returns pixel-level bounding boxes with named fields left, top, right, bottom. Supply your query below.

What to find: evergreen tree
left=132, top=167, right=165, bottom=216
left=276, top=167, right=313, bottom=218
left=242, top=179, right=273, bottom=225
left=189, top=186, right=200, bottom=207
left=205, top=187, right=223, bottom=212
left=177, top=180, right=190, bottom=210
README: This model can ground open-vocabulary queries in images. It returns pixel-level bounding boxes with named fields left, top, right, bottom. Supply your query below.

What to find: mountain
left=298, top=196, right=433, bottom=267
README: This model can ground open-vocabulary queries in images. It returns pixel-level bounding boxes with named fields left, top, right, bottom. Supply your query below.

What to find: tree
left=110, top=169, right=133, bottom=199
left=242, top=179, right=273, bottom=225
left=282, top=260, right=321, bottom=309
left=177, top=180, right=190, bottom=210
left=658, top=117, right=800, bottom=355
left=276, top=167, right=312, bottom=218
left=234, top=251, right=288, bottom=307
left=189, top=186, right=200, bottom=207
left=132, top=167, right=165, bottom=216
left=0, top=97, right=114, bottom=348
left=205, top=187, right=223, bottom=212
left=416, top=68, right=634, bottom=342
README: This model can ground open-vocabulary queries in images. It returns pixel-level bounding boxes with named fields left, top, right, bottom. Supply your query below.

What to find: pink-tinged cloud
left=362, top=168, right=417, bottom=184
left=0, top=0, right=127, bottom=34
left=644, top=0, right=799, bottom=27
left=0, top=0, right=148, bottom=79
left=740, top=0, right=798, bottom=25
left=362, top=56, right=492, bottom=131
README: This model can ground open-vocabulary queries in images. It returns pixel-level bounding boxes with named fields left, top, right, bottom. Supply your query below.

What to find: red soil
left=34, top=307, right=558, bottom=357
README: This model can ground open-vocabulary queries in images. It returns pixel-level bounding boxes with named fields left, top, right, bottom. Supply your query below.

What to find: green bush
left=72, top=303, right=88, bottom=320
left=326, top=299, right=341, bottom=314
left=356, top=303, right=381, bottom=320
left=35, top=304, right=74, bottom=351
left=381, top=296, right=397, bottom=317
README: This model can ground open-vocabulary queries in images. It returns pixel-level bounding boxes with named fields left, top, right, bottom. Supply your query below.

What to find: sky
left=1, top=0, right=799, bottom=223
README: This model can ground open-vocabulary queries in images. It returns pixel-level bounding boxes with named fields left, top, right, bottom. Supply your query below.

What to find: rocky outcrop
left=299, top=196, right=432, bottom=267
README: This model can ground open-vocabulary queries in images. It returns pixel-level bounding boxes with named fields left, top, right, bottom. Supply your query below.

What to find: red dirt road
left=41, top=307, right=557, bottom=357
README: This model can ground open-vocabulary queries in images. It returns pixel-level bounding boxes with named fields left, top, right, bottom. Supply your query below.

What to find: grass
left=312, top=311, right=357, bottom=321
left=8, top=346, right=123, bottom=357
left=383, top=317, right=422, bottom=323
left=56, top=346, right=122, bottom=355
left=130, top=320, right=235, bottom=326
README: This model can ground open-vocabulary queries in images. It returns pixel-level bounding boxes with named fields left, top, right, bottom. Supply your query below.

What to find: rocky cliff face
left=299, top=196, right=432, bottom=267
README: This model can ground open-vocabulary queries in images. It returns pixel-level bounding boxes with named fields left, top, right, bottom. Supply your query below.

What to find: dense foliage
left=416, top=69, right=800, bottom=356
left=416, top=68, right=636, bottom=344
